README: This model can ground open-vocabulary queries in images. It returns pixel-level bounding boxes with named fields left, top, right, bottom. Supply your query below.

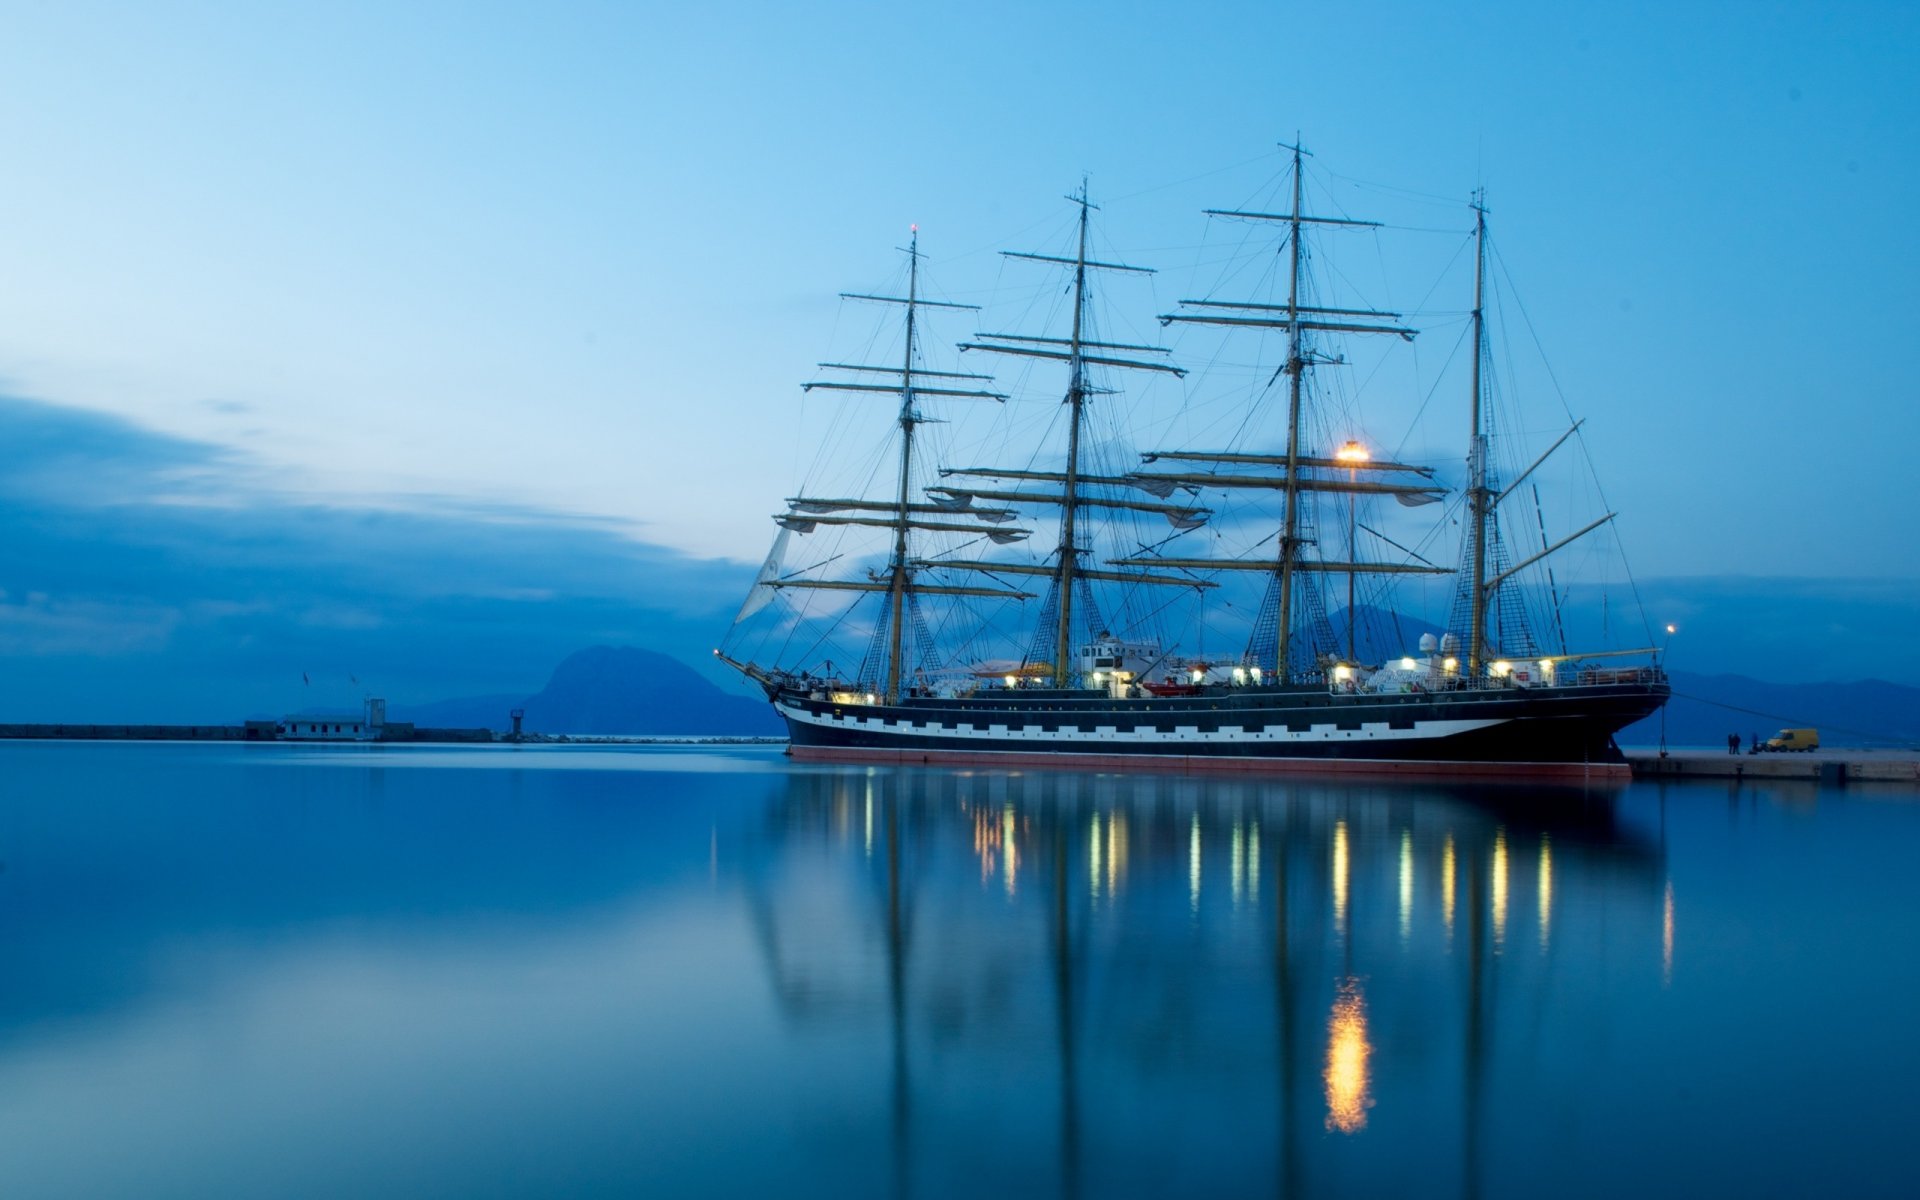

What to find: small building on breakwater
left=279, top=698, right=400, bottom=742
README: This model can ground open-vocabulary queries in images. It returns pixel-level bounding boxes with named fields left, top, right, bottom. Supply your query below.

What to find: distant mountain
left=1622, top=671, right=1920, bottom=749
left=523, top=646, right=779, bottom=735
left=1336, top=606, right=1920, bottom=749
left=395, top=646, right=780, bottom=736
left=1331, top=605, right=1447, bottom=665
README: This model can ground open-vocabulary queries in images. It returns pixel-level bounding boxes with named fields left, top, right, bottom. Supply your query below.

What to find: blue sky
left=0, top=1, right=1914, bottom=714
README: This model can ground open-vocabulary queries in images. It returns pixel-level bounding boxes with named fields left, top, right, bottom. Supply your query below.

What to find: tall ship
left=717, top=144, right=1669, bottom=777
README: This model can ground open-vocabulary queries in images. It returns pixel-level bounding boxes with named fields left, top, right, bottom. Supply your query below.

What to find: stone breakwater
left=0, top=723, right=492, bottom=743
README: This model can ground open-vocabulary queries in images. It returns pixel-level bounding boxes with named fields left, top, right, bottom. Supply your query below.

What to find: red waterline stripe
left=787, top=744, right=1631, bottom=781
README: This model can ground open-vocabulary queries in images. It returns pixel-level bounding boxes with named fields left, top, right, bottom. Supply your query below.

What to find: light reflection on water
left=0, top=742, right=1917, bottom=1198
left=1323, top=978, right=1372, bottom=1133
left=1539, top=836, right=1554, bottom=950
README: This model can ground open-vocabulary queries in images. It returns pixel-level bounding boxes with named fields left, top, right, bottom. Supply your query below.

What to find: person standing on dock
left=1728, top=733, right=1739, bottom=755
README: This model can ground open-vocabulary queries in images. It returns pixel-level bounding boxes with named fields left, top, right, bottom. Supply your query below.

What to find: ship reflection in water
left=5, top=745, right=1918, bottom=1198
left=750, top=766, right=1665, bottom=1198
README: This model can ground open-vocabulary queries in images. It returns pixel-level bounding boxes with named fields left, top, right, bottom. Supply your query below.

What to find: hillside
left=1622, top=671, right=1920, bottom=749
left=397, top=646, right=780, bottom=736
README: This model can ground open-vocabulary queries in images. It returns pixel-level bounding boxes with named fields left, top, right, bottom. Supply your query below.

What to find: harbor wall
left=1627, top=751, right=1920, bottom=784
left=0, top=723, right=495, bottom=744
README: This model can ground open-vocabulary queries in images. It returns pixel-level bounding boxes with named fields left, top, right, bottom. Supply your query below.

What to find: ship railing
left=1339, top=665, right=1664, bottom=697
left=1343, top=676, right=1474, bottom=696
left=1573, top=665, right=1666, bottom=687
left=1478, top=665, right=1665, bottom=691
left=1366, top=675, right=1472, bottom=694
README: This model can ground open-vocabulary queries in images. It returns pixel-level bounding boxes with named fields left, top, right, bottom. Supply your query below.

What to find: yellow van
left=1764, top=728, right=1820, bottom=753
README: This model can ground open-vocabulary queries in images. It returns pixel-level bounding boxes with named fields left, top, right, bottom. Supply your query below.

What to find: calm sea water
left=0, top=742, right=1914, bottom=1199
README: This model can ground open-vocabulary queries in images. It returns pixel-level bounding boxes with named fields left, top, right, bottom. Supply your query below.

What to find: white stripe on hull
left=776, top=700, right=1505, bottom=746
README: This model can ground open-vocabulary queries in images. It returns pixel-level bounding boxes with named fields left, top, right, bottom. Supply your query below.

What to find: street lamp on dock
left=1335, top=440, right=1371, bottom=662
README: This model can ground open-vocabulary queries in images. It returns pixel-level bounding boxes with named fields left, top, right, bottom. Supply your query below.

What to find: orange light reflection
left=1332, top=820, right=1350, bottom=938
left=1491, top=829, right=1509, bottom=950
left=1324, top=978, right=1375, bottom=1133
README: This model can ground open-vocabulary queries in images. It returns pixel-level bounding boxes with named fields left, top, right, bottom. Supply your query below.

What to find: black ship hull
left=771, top=677, right=1668, bottom=778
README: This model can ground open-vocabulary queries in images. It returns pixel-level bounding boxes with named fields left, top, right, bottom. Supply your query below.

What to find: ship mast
left=1465, top=194, right=1491, bottom=678
left=1274, top=142, right=1308, bottom=682
left=1150, top=141, right=1434, bottom=682
left=1055, top=190, right=1092, bottom=688
left=954, top=182, right=1188, bottom=687
left=884, top=231, right=925, bottom=703
left=782, top=236, right=1024, bottom=701
left=1457, top=195, right=1617, bottom=678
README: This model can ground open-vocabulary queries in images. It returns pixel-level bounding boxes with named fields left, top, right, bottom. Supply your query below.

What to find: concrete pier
left=1627, top=748, right=1920, bottom=784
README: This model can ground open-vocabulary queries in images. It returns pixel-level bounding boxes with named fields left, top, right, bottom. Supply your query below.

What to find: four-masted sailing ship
left=717, top=146, right=1669, bottom=776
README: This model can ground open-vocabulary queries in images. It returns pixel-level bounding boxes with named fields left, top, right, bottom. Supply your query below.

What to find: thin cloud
left=0, top=394, right=758, bottom=721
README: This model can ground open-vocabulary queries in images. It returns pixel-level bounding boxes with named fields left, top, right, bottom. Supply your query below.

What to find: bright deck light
left=1491, top=660, right=1513, bottom=677
left=1004, top=675, right=1017, bottom=688
left=1334, top=439, right=1371, bottom=464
